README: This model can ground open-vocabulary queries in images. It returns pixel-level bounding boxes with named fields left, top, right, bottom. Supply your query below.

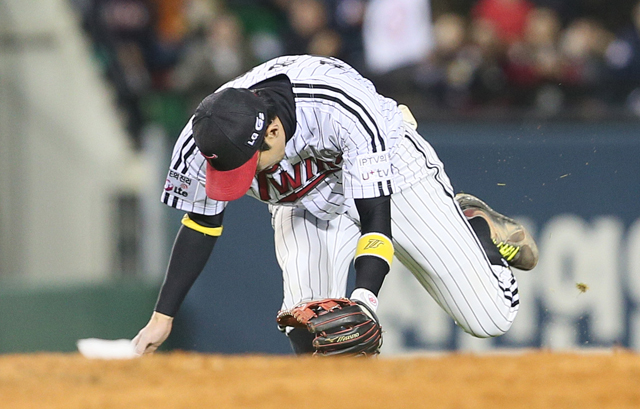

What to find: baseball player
left=132, top=55, right=538, bottom=356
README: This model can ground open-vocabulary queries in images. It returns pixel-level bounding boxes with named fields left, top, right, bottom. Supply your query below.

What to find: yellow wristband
left=354, top=233, right=394, bottom=267
left=181, top=214, right=223, bottom=236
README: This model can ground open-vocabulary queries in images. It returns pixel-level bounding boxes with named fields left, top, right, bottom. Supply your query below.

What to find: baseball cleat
left=456, top=193, right=539, bottom=270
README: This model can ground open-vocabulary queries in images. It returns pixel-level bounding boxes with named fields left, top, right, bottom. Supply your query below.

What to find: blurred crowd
left=69, top=0, right=640, bottom=145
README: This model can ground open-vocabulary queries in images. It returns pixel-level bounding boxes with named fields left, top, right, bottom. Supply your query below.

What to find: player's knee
left=465, top=327, right=507, bottom=339
left=460, top=319, right=513, bottom=338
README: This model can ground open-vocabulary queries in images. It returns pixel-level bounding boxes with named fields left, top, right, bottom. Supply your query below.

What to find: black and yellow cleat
left=456, top=193, right=539, bottom=271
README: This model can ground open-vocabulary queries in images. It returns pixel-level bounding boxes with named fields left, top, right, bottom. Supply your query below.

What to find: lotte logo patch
left=364, top=239, right=385, bottom=250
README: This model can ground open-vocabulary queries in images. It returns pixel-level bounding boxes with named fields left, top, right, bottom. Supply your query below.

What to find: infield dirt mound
left=1, top=350, right=639, bottom=409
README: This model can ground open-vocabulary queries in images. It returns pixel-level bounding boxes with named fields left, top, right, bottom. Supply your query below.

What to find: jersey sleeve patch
left=356, top=151, right=392, bottom=184
left=164, top=169, right=199, bottom=203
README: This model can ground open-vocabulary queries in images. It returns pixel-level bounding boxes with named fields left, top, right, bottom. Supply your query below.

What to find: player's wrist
left=151, top=311, right=175, bottom=322
left=350, top=288, right=379, bottom=313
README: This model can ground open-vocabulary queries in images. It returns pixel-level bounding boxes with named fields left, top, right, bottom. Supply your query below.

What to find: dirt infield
left=1, top=350, right=639, bottom=409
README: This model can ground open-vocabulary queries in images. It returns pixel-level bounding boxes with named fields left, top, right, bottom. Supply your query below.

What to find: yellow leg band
left=355, top=233, right=394, bottom=267
left=181, top=214, right=223, bottom=237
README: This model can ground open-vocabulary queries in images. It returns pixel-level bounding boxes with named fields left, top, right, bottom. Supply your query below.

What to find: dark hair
left=259, top=138, right=271, bottom=152
left=253, top=88, right=278, bottom=125
left=253, top=88, right=277, bottom=152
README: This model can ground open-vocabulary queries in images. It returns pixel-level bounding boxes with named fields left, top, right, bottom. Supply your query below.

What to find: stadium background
left=1, top=0, right=640, bottom=357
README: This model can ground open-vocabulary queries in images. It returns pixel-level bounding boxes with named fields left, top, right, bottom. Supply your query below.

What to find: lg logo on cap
left=255, top=112, right=265, bottom=131
left=247, top=132, right=259, bottom=146
left=247, top=112, right=265, bottom=146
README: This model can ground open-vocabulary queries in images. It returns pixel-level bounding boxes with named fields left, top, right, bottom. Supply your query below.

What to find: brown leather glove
left=277, top=298, right=382, bottom=356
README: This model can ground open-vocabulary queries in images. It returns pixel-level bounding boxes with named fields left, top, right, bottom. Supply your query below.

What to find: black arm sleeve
left=154, top=211, right=224, bottom=316
left=353, top=196, right=392, bottom=296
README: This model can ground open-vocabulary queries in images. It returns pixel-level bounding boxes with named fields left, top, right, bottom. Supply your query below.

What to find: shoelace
left=494, top=240, right=520, bottom=261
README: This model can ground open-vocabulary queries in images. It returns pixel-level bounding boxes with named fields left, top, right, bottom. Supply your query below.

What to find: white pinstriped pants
left=272, top=159, right=519, bottom=339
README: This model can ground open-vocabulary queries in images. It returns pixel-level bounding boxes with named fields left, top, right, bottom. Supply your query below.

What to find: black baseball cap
left=192, top=88, right=267, bottom=201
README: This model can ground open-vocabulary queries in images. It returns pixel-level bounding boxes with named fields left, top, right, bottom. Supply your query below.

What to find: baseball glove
left=277, top=298, right=383, bottom=356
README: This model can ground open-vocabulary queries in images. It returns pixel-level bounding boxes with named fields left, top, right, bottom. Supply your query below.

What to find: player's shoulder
left=171, top=116, right=195, bottom=147
left=220, top=55, right=360, bottom=90
left=287, top=55, right=361, bottom=83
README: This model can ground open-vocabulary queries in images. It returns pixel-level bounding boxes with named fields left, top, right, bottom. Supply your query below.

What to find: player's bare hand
left=132, top=311, right=174, bottom=356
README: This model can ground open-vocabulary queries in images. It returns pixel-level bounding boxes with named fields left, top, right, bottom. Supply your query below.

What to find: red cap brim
left=205, top=151, right=259, bottom=201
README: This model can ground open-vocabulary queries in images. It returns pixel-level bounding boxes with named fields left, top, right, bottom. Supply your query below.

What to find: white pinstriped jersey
left=162, top=55, right=434, bottom=220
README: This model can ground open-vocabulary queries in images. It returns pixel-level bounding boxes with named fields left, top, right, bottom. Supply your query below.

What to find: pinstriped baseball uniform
left=163, top=55, right=519, bottom=337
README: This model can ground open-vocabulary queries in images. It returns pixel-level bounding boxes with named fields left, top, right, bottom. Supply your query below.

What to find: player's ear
left=264, top=116, right=282, bottom=140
